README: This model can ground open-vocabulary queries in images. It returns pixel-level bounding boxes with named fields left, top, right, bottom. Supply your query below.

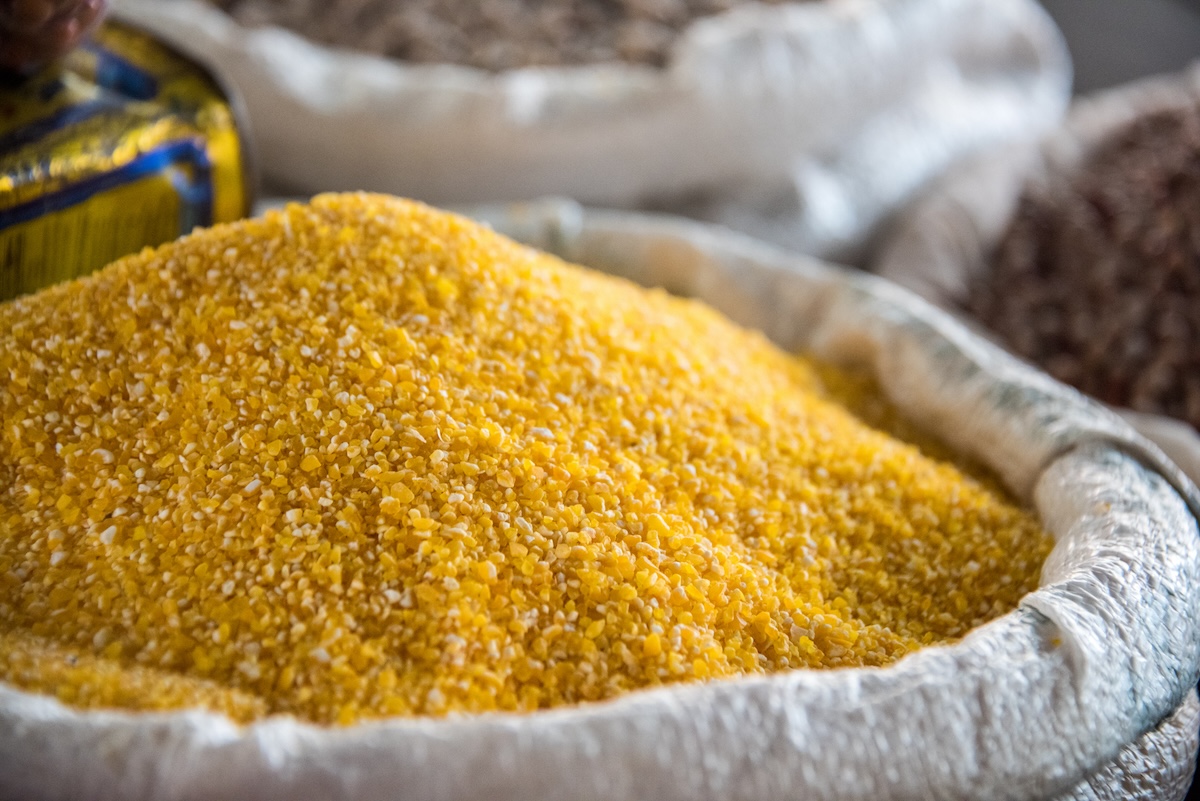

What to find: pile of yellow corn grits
left=0, top=194, right=1052, bottom=725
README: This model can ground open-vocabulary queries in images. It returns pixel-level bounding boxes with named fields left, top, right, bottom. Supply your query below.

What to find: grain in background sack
left=110, top=0, right=1068, bottom=263
left=875, top=63, right=1200, bottom=488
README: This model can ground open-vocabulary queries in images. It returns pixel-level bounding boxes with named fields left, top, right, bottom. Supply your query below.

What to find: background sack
left=112, top=0, right=1069, bottom=264
left=2, top=203, right=1198, bottom=801
left=875, top=63, right=1200, bottom=488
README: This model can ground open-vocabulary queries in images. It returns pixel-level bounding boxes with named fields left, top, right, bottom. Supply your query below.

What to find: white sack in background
left=874, top=63, right=1200, bottom=490
left=111, top=0, right=1069, bottom=263
left=1, top=204, right=1199, bottom=801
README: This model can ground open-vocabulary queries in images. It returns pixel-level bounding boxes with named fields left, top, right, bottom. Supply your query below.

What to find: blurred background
left=1040, top=0, right=1200, bottom=93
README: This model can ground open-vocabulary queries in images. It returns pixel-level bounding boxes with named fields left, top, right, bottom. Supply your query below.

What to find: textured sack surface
left=110, top=0, right=1068, bottom=263
left=1, top=204, right=1198, bottom=801
left=874, top=63, right=1200, bottom=490
left=1051, top=690, right=1199, bottom=801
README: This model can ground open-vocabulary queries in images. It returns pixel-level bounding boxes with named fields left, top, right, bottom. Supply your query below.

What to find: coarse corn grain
left=0, top=194, right=1052, bottom=725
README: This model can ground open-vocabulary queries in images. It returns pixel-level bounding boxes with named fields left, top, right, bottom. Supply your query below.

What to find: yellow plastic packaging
left=0, top=19, right=253, bottom=300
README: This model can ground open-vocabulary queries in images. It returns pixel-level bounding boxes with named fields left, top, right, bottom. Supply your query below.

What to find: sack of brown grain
left=1, top=198, right=1198, bottom=801
left=875, top=63, right=1200, bottom=490
left=109, top=0, right=1068, bottom=264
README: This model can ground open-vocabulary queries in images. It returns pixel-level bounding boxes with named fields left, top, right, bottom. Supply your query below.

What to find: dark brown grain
left=969, top=103, right=1200, bottom=429
left=209, top=0, right=800, bottom=70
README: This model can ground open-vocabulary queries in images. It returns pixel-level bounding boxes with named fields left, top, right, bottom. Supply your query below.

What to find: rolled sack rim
left=1, top=203, right=1198, bottom=801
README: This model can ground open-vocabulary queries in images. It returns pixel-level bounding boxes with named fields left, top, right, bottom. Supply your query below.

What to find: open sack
left=110, top=0, right=1069, bottom=263
left=2, top=202, right=1199, bottom=801
left=875, top=63, right=1200, bottom=490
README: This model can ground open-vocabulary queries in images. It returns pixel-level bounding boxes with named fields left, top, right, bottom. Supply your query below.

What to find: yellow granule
left=0, top=194, right=1052, bottom=725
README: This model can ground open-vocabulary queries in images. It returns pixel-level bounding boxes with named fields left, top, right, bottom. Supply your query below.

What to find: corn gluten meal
left=0, top=194, right=1052, bottom=725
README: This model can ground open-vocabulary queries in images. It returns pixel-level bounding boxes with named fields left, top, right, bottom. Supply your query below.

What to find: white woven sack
left=2, top=202, right=1199, bottom=800
left=110, top=0, right=1069, bottom=263
left=875, top=63, right=1200, bottom=491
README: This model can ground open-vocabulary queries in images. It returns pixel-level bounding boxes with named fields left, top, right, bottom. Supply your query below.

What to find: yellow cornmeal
left=0, top=194, right=1052, bottom=725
